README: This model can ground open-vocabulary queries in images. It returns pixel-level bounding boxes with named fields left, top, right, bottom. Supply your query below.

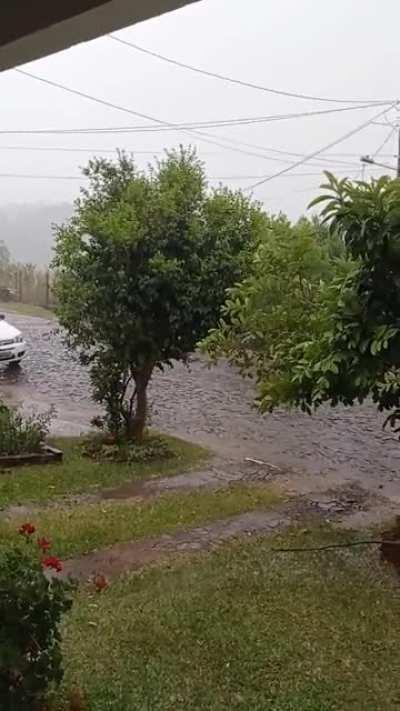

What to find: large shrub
left=0, top=402, right=54, bottom=456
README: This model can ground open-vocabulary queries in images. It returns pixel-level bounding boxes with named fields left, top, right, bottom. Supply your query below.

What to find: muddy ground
left=1, top=313, right=400, bottom=515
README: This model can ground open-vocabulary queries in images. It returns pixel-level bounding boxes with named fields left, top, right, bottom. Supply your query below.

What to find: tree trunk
left=132, top=378, right=147, bottom=441
left=129, top=365, right=153, bottom=441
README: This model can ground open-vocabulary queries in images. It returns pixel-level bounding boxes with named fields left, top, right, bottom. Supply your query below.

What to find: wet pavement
left=1, top=313, right=400, bottom=502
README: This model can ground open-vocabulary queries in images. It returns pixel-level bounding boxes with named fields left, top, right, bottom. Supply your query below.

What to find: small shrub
left=82, top=434, right=174, bottom=464
left=0, top=402, right=55, bottom=456
left=0, top=523, right=75, bottom=710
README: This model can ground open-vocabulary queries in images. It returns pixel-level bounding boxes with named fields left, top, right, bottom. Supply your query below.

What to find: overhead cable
left=12, top=69, right=378, bottom=168
left=0, top=103, right=393, bottom=136
left=0, top=142, right=361, bottom=170
left=15, top=67, right=311, bottom=162
left=0, top=145, right=174, bottom=154
left=12, top=69, right=394, bottom=179
left=0, top=166, right=384, bottom=182
left=372, top=125, right=397, bottom=158
left=109, top=35, right=395, bottom=106
left=245, top=103, right=399, bottom=191
left=0, top=172, right=86, bottom=180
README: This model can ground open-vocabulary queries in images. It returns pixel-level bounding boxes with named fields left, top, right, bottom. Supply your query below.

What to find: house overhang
left=0, top=0, right=197, bottom=72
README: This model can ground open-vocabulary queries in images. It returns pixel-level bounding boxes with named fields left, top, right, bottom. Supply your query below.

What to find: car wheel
left=7, top=360, right=21, bottom=369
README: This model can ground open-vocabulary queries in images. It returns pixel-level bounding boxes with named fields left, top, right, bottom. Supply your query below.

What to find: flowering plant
left=0, top=523, right=75, bottom=710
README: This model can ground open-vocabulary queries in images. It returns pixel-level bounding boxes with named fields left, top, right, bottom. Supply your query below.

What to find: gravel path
left=1, top=313, right=400, bottom=501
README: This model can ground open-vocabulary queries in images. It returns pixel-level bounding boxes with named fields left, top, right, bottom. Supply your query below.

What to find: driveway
left=1, top=313, right=400, bottom=506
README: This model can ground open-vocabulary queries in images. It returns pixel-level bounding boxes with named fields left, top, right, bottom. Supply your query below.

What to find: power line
left=0, top=136, right=362, bottom=171
left=197, top=133, right=360, bottom=168
left=5, top=70, right=396, bottom=172
left=0, top=103, right=392, bottom=136
left=10, top=69, right=376, bottom=171
left=210, top=168, right=381, bottom=180
left=0, top=166, right=384, bottom=182
left=0, top=145, right=177, bottom=155
left=14, top=67, right=179, bottom=126
left=0, top=171, right=331, bottom=181
left=14, top=67, right=315, bottom=164
left=14, top=68, right=373, bottom=166
left=11, top=69, right=394, bottom=183
left=372, top=120, right=396, bottom=128
left=0, top=142, right=365, bottom=178
left=90, top=104, right=398, bottom=131
left=245, top=103, right=398, bottom=191
left=0, top=172, right=86, bottom=180
left=323, top=152, right=396, bottom=157
left=9, top=145, right=384, bottom=158
left=0, top=143, right=358, bottom=169
left=108, top=34, right=395, bottom=106
left=372, top=125, right=397, bottom=158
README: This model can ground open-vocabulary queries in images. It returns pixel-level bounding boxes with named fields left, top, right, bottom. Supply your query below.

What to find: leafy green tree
left=206, top=172, right=400, bottom=435
left=54, top=149, right=265, bottom=440
left=310, top=213, right=346, bottom=261
left=276, top=174, right=400, bottom=429
left=203, top=215, right=344, bottom=409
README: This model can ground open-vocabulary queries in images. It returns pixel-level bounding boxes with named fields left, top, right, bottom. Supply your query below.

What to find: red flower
left=92, top=573, right=109, bottom=592
left=19, top=522, right=36, bottom=536
left=37, top=537, right=51, bottom=552
left=42, top=556, right=63, bottom=573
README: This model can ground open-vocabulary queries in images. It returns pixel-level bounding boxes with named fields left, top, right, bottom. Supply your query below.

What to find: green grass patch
left=62, top=526, right=400, bottom=710
left=0, top=436, right=208, bottom=509
left=0, top=301, right=55, bottom=320
left=1, top=484, right=282, bottom=558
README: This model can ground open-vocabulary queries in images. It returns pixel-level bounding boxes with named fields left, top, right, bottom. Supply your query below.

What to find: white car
left=0, top=315, right=27, bottom=366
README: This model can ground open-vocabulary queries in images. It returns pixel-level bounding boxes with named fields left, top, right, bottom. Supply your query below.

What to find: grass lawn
left=0, top=301, right=55, bottom=320
left=0, top=436, right=208, bottom=509
left=1, top=484, right=282, bottom=558
left=62, top=525, right=400, bottom=710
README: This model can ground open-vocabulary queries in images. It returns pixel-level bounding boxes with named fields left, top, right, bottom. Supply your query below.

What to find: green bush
left=0, top=523, right=75, bottom=710
left=0, top=402, right=54, bottom=456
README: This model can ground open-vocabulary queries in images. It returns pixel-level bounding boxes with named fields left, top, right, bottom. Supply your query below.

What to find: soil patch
left=59, top=487, right=384, bottom=582
left=61, top=510, right=290, bottom=581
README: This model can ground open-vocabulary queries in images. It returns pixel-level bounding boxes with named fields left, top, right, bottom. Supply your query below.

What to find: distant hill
left=0, top=203, right=73, bottom=265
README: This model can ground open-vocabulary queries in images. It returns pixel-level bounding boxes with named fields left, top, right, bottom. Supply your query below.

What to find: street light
left=360, top=154, right=397, bottom=173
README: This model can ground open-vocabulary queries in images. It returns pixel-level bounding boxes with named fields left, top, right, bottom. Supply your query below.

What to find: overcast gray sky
left=0, top=0, right=399, bottom=217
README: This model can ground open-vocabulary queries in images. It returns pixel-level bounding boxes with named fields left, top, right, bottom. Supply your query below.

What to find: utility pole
left=397, top=124, right=400, bottom=178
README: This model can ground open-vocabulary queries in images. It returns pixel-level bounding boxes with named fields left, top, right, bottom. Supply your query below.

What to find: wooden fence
left=0, top=263, right=55, bottom=308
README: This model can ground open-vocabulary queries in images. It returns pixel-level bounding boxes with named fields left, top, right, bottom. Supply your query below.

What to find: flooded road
left=1, top=313, right=400, bottom=501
